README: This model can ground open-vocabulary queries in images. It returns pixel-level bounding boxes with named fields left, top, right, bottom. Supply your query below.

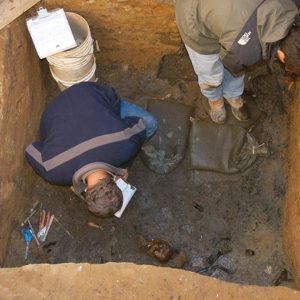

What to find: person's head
left=278, top=25, right=300, bottom=75
left=85, top=177, right=123, bottom=218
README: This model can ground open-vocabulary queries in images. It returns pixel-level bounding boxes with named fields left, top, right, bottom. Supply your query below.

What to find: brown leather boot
left=226, top=97, right=249, bottom=122
left=208, top=97, right=226, bottom=124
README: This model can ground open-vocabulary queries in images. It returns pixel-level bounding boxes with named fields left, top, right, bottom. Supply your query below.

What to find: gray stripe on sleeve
left=25, top=144, right=43, bottom=164
left=41, top=119, right=145, bottom=171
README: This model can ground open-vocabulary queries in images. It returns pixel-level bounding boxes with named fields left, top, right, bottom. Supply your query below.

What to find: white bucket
left=46, top=12, right=96, bottom=91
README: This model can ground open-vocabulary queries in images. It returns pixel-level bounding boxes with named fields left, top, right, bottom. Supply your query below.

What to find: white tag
left=114, top=178, right=136, bottom=218
left=26, top=8, right=76, bottom=59
left=238, top=31, right=252, bottom=46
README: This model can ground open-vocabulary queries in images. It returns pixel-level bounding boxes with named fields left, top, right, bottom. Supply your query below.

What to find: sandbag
left=141, top=99, right=194, bottom=174
left=189, top=119, right=258, bottom=174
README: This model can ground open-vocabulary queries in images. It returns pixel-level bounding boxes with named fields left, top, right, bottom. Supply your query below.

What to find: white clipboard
left=26, top=7, right=76, bottom=59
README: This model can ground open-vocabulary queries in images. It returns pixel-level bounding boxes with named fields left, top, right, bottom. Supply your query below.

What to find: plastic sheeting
left=189, top=119, right=258, bottom=174
left=141, top=99, right=194, bottom=174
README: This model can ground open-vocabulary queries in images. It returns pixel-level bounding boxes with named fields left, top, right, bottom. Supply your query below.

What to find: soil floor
left=4, top=52, right=297, bottom=287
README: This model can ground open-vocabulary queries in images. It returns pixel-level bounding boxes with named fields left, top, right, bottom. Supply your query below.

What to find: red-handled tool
left=39, top=210, right=46, bottom=229
left=37, top=210, right=50, bottom=242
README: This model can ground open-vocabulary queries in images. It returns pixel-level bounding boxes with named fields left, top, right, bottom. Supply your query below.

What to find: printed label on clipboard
left=26, top=8, right=76, bottom=59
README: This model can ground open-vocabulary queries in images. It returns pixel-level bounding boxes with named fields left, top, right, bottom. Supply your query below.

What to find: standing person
left=25, top=82, right=158, bottom=218
left=175, top=0, right=300, bottom=124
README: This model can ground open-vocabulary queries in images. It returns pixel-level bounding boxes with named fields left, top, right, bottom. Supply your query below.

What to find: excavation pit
left=1, top=1, right=300, bottom=298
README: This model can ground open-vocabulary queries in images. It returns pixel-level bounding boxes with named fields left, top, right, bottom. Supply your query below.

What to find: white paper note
left=114, top=178, right=136, bottom=218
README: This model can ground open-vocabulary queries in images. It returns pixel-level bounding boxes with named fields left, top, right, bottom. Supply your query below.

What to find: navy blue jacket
left=25, top=82, right=146, bottom=185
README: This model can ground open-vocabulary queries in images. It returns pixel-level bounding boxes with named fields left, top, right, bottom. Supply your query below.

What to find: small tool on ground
left=27, top=219, right=40, bottom=246
left=30, top=199, right=40, bottom=213
left=53, top=216, right=74, bottom=238
left=21, top=226, right=33, bottom=260
left=37, top=210, right=51, bottom=242
left=20, top=209, right=37, bottom=227
left=41, top=214, right=54, bottom=242
left=20, top=200, right=40, bottom=227
left=39, top=201, right=43, bottom=225
left=88, top=221, right=101, bottom=229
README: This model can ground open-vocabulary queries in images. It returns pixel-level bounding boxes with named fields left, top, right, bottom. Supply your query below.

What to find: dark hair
left=280, top=25, right=300, bottom=75
left=85, top=177, right=123, bottom=218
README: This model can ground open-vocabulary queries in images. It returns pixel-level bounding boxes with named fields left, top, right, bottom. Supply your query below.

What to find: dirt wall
left=1, top=263, right=300, bottom=299
left=283, top=78, right=300, bottom=288
left=41, top=0, right=180, bottom=70
left=0, top=11, right=48, bottom=265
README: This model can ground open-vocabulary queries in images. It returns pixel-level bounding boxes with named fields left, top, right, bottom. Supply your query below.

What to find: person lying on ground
left=175, top=0, right=300, bottom=124
left=25, top=82, right=158, bottom=218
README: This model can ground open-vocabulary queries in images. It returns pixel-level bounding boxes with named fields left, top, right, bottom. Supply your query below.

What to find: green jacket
left=175, top=0, right=298, bottom=74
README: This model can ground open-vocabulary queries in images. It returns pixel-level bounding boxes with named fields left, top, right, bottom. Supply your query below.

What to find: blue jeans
left=120, top=99, right=158, bottom=138
left=185, top=44, right=245, bottom=101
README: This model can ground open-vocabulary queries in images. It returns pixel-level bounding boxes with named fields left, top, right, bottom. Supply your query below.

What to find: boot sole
left=211, top=119, right=226, bottom=125
left=226, top=99, right=250, bottom=122
left=208, top=110, right=226, bottom=124
left=209, top=114, right=226, bottom=124
left=231, top=110, right=250, bottom=122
